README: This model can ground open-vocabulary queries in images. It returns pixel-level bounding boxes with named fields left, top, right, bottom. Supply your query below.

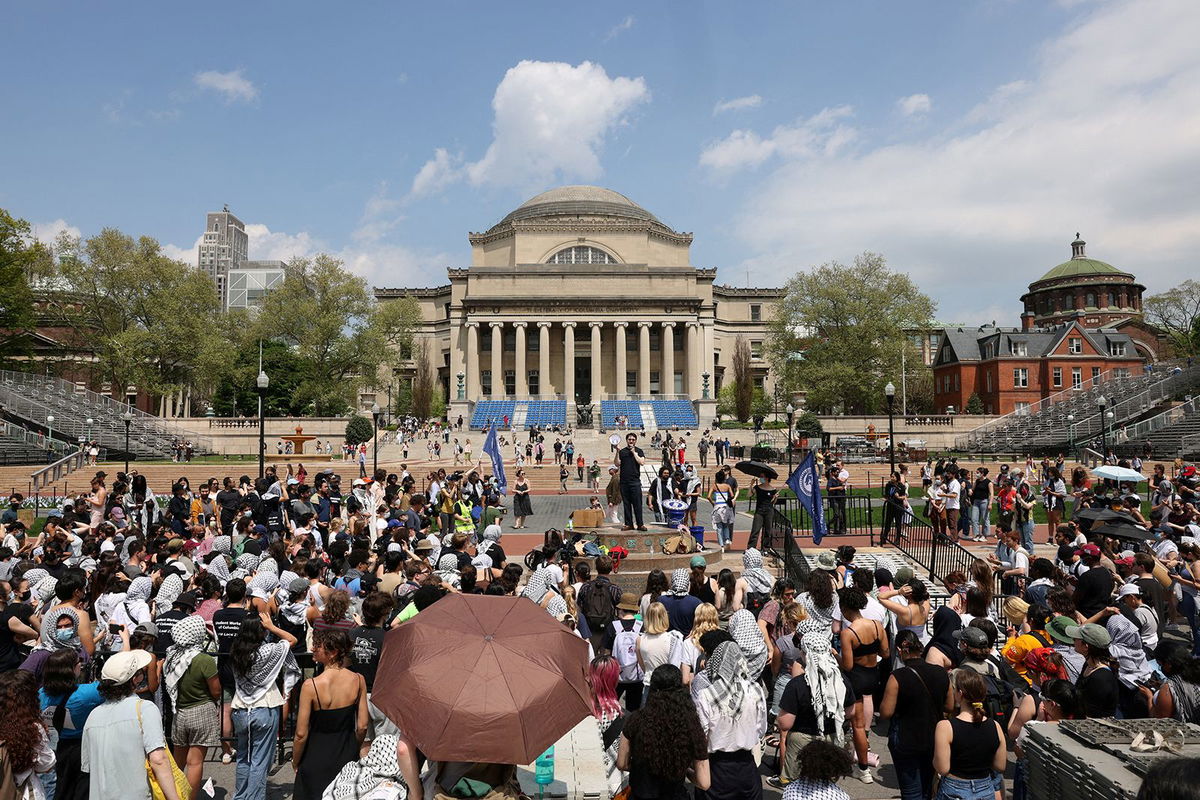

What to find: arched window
left=1086, top=292, right=1095, bottom=307
left=546, top=246, right=616, bottom=265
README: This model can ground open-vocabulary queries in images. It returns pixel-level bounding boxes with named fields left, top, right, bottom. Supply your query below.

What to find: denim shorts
left=937, top=774, right=999, bottom=800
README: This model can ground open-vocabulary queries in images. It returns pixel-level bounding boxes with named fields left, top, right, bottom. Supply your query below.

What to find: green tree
left=410, top=342, right=437, bottom=420
left=345, top=415, right=374, bottom=445
left=1144, top=280, right=1200, bottom=358
left=0, top=209, right=43, bottom=367
left=794, top=410, right=824, bottom=437
left=768, top=252, right=937, bottom=414
left=731, top=336, right=753, bottom=421
left=716, top=383, right=736, bottom=418
left=965, top=392, right=985, bottom=415
left=48, top=228, right=233, bottom=398
left=750, top=388, right=771, bottom=419
left=210, top=339, right=313, bottom=417
left=253, top=256, right=419, bottom=416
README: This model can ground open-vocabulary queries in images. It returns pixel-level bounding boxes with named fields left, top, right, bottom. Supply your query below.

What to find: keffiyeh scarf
left=249, top=572, right=280, bottom=602
left=324, top=734, right=408, bottom=800
left=797, top=617, right=847, bottom=744
left=156, top=573, right=184, bottom=615
left=669, top=568, right=690, bottom=596
left=163, top=615, right=208, bottom=709
left=36, top=606, right=81, bottom=652
left=1107, top=613, right=1152, bottom=689
left=235, top=640, right=301, bottom=706
left=124, top=576, right=153, bottom=623
left=212, top=536, right=233, bottom=556
left=521, top=570, right=551, bottom=604
left=741, top=549, right=774, bottom=594
left=729, top=609, right=768, bottom=677
left=435, top=553, right=461, bottom=591
left=700, top=640, right=763, bottom=720
left=206, top=555, right=230, bottom=585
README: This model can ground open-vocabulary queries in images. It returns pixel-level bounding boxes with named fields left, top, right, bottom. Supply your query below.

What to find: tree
left=965, top=393, right=985, bottom=415
left=210, top=339, right=313, bottom=417
left=0, top=209, right=43, bottom=367
left=794, top=410, right=824, bottom=437
left=47, top=228, right=233, bottom=399
left=411, top=342, right=437, bottom=420
left=253, top=255, right=419, bottom=416
left=767, top=252, right=937, bottom=414
left=731, top=336, right=753, bottom=421
left=1145, top=280, right=1200, bottom=358
left=345, top=415, right=374, bottom=445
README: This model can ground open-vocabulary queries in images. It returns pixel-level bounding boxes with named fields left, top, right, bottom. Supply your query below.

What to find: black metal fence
left=758, top=494, right=875, bottom=551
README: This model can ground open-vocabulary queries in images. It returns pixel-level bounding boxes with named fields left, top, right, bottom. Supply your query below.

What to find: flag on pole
left=483, top=421, right=507, bottom=496
left=786, top=451, right=827, bottom=544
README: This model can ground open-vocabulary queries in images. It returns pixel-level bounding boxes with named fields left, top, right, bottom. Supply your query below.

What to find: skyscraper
left=198, top=205, right=248, bottom=309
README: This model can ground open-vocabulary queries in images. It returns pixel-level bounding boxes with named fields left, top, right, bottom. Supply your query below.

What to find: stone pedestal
left=588, top=529, right=721, bottom=593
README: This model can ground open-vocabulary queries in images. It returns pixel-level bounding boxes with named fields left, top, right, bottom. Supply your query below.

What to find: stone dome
left=494, top=185, right=661, bottom=227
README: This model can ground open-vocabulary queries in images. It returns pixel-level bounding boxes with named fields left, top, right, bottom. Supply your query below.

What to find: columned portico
left=562, top=322, right=576, bottom=404
left=490, top=322, right=504, bottom=398
left=661, top=322, right=675, bottom=395
left=537, top=322, right=551, bottom=398
left=590, top=322, right=603, bottom=402
left=465, top=322, right=480, bottom=399
left=687, top=322, right=701, bottom=397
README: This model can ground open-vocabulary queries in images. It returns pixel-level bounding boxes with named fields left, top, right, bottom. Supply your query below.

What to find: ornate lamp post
left=1067, top=413, right=1075, bottom=453
left=122, top=411, right=133, bottom=473
left=85, top=417, right=94, bottom=445
left=1097, top=395, right=1108, bottom=459
left=884, top=382, right=897, bottom=473
left=256, top=368, right=269, bottom=479
left=785, top=403, right=795, bottom=476
left=701, top=370, right=711, bottom=400
left=46, top=415, right=54, bottom=454
left=456, top=371, right=465, bottom=401
left=371, top=402, right=381, bottom=476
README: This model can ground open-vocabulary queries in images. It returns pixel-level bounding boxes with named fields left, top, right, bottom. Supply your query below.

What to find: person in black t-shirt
left=212, top=579, right=249, bottom=763
left=153, top=591, right=198, bottom=656
left=1073, top=545, right=1113, bottom=617
left=878, top=630, right=952, bottom=799
left=612, top=433, right=646, bottom=531
left=350, top=592, right=399, bottom=741
left=215, top=477, right=245, bottom=535
left=0, top=603, right=37, bottom=671
left=772, top=653, right=857, bottom=785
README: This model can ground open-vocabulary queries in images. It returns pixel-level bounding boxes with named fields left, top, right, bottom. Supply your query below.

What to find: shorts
left=172, top=702, right=221, bottom=748
left=847, top=664, right=879, bottom=699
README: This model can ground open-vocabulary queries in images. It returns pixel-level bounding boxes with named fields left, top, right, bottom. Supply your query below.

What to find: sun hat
left=1003, top=596, right=1029, bottom=625
left=1046, top=615, right=1076, bottom=644
left=617, top=591, right=640, bottom=612
left=815, top=552, right=838, bottom=571
left=101, top=649, right=153, bottom=684
left=1065, top=622, right=1112, bottom=648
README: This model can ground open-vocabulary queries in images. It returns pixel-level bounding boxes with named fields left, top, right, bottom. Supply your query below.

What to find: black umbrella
left=1072, top=508, right=1139, bottom=533
left=735, top=460, right=778, bottom=481
left=1090, top=521, right=1155, bottom=544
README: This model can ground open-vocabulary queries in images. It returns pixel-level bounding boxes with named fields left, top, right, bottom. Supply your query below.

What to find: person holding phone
left=613, top=433, right=647, bottom=531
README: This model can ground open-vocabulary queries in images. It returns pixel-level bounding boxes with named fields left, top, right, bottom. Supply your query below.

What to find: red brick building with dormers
left=932, top=321, right=1145, bottom=415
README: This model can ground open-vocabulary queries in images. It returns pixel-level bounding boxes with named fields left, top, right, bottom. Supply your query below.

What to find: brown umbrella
left=371, top=593, right=592, bottom=764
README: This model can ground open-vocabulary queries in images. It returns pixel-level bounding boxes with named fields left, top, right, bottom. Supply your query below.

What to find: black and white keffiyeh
left=234, top=640, right=301, bottom=706
left=156, top=573, right=183, bottom=615
left=249, top=572, right=280, bottom=602
left=700, top=640, right=762, bottom=720
left=729, top=609, right=768, bottom=677
left=741, top=549, right=774, bottom=594
left=206, top=555, right=230, bottom=585
left=163, top=615, right=208, bottom=708
left=669, top=568, right=690, bottom=596
left=323, top=734, right=407, bottom=800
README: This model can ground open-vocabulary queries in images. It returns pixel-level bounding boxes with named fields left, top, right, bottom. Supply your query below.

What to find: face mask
left=243, top=511, right=253, bottom=518
left=55, top=628, right=75, bottom=643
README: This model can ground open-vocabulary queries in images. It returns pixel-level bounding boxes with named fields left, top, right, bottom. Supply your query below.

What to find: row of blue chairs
left=600, top=400, right=643, bottom=428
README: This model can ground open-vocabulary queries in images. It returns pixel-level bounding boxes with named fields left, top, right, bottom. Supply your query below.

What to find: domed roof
left=1032, top=235, right=1132, bottom=284
left=494, top=185, right=661, bottom=227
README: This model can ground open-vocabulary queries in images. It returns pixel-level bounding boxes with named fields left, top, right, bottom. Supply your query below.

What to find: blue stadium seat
left=600, top=400, right=643, bottom=429
left=649, top=399, right=697, bottom=428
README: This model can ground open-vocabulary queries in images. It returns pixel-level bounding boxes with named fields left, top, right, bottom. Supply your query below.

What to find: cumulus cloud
left=604, top=15, right=635, bottom=42
left=411, top=60, right=650, bottom=194
left=699, top=106, right=855, bottom=172
left=711, top=0, right=1200, bottom=324
left=194, top=70, right=259, bottom=103
left=31, top=219, right=82, bottom=248
left=713, top=95, right=763, bottom=115
left=896, top=93, right=932, bottom=116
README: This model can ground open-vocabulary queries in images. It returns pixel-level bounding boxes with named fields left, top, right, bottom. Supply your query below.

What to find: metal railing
left=1183, top=433, right=1200, bottom=458
left=0, top=418, right=73, bottom=457
left=1110, top=395, right=1200, bottom=450
left=31, top=449, right=88, bottom=491
left=760, top=494, right=876, bottom=553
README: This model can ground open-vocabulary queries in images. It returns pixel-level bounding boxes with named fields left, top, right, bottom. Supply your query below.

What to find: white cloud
left=699, top=106, right=855, bottom=172
left=412, top=60, right=650, bottom=194
left=604, top=15, right=635, bottom=42
left=194, top=70, right=259, bottom=104
left=714, top=94, right=763, bottom=115
left=896, top=93, right=932, bottom=116
left=31, top=219, right=81, bottom=248
left=711, top=0, right=1200, bottom=324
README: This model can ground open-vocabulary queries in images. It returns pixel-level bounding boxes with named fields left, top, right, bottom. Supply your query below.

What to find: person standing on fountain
left=614, top=433, right=647, bottom=531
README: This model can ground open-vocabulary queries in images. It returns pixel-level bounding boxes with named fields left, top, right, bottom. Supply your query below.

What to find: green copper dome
left=1033, top=235, right=1131, bottom=283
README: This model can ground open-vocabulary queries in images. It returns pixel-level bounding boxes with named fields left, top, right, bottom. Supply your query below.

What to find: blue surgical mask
left=55, top=628, right=75, bottom=643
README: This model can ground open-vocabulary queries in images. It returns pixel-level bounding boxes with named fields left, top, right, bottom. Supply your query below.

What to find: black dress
left=513, top=481, right=533, bottom=518
left=293, top=680, right=362, bottom=800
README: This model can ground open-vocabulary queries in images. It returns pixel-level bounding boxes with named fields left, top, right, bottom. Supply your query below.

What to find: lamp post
left=1067, top=413, right=1075, bottom=453
left=701, top=370, right=710, bottom=400
left=46, top=415, right=54, bottom=452
left=122, top=411, right=133, bottom=473
left=884, top=382, right=897, bottom=473
left=371, top=402, right=381, bottom=476
left=85, top=417, right=93, bottom=445
left=456, top=371, right=465, bottom=401
left=256, top=368, right=269, bottom=480
left=1106, top=410, right=1115, bottom=455
left=1097, top=394, right=1108, bottom=459
left=785, top=403, right=795, bottom=476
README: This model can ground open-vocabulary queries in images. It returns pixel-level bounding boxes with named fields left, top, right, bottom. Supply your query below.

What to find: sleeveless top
left=948, top=717, right=999, bottom=779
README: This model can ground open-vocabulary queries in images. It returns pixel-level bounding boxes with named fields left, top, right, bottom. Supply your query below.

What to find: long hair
left=717, top=569, right=736, bottom=607
left=0, top=670, right=43, bottom=773
left=688, top=604, right=719, bottom=646
left=42, top=649, right=81, bottom=697
left=643, top=569, right=668, bottom=604
left=955, top=669, right=987, bottom=723
left=629, top=665, right=706, bottom=782
left=806, top=570, right=834, bottom=610
left=588, top=655, right=620, bottom=718
left=230, top=615, right=268, bottom=678
left=322, top=590, right=352, bottom=624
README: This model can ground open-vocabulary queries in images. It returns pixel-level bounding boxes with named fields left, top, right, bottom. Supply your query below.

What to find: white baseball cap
left=101, top=649, right=153, bottom=684
left=1118, top=583, right=1141, bottom=598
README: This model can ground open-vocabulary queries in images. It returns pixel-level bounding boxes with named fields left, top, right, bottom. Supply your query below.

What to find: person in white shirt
left=1117, top=583, right=1159, bottom=654
left=940, top=476, right=962, bottom=542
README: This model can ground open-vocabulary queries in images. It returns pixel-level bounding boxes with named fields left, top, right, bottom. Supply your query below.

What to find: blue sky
left=4, top=0, right=1197, bottom=324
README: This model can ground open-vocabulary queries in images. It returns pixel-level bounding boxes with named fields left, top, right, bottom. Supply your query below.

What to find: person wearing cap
left=1044, top=615, right=1085, bottom=682
left=81, top=648, right=181, bottom=800
left=1116, top=583, right=1159, bottom=656
left=1068, top=622, right=1119, bottom=717
left=1072, top=543, right=1113, bottom=617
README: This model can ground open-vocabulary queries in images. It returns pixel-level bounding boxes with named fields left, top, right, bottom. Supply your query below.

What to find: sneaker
left=765, top=776, right=788, bottom=790
left=853, top=766, right=874, bottom=784
left=221, top=752, right=233, bottom=764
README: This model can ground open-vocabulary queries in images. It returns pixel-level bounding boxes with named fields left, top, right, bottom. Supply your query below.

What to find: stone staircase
left=638, top=401, right=657, bottom=429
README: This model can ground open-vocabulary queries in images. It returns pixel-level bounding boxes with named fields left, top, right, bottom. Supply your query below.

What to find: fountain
left=279, top=425, right=317, bottom=455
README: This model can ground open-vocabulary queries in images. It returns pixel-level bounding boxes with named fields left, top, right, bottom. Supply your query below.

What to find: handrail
left=31, top=449, right=87, bottom=491
left=1182, top=433, right=1200, bottom=457
left=1110, top=395, right=1200, bottom=446
left=0, top=418, right=73, bottom=456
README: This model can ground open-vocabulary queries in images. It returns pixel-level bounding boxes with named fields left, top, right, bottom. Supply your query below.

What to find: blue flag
left=483, top=421, right=507, bottom=496
left=786, top=451, right=827, bottom=544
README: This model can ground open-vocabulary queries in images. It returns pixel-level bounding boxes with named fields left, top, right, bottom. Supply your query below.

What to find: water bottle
left=535, top=746, right=555, bottom=786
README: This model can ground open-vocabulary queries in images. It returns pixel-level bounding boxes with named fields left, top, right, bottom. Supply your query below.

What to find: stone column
left=490, top=322, right=504, bottom=397
left=563, top=322, right=576, bottom=404
left=614, top=323, right=628, bottom=396
left=538, top=323, right=552, bottom=397
left=638, top=322, right=652, bottom=396
left=687, top=322, right=701, bottom=397
left=590, top=322, right=603, bottom=400
left=513, top=323, right=528, bottom=397
left=661, top=322, right=675, bottom=395
left=465, top=322, right=480, bottom=399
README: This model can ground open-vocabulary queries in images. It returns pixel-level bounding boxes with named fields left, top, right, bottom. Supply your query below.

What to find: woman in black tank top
left=933, top=670, right=1006, bottom=800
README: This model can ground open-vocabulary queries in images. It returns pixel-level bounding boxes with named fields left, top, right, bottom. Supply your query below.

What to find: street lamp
left=701, top=370, right=711, bottom=400
left=1067, top=413, right=1075, bottom=453
left=371, top=403, right=381, bottom=475
left=1097, top=394, right=1108, bottom=459
left=85, top=417, right=93, bottom=445
left=884, top=382, right=897, bottom=473
left=456, top=371, right=465, bottom=401
left=46, top=415, right=54, bottom=452
left=256, top=368, right=269, bottom=480
left=785, top=403, right=795, bottom=477
left=1106, top=410, right=1115, bottom=455
left=122, top=411, right=133, bottom=473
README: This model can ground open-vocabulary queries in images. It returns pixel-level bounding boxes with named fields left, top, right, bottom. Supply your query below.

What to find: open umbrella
left=371, top=594, right=591, bottom=764
left=735, top=460, right=778, bottom=481
left=1072, top=508, right=1141, bottom=533
left=1090, top=521, right=1155, bottom=544
left=1091, top=466, right=1147, bottom=483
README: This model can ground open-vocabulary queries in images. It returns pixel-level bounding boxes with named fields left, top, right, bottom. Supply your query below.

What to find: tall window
left=1108, top=342, right=1126, bottom=356
left=528, top=370, right=539, bottom=396
left=1013, top=368, right=1029, bottom=388
left=1086, top=292, right=1096, bottom=307
left=1015, top=402, right=1031, bottom=415
left=1053, top=367, right=1063, bottom=387
left=1072, top=367, right=1082, bottom=389
left=481, top=370, right=492, bottom=396
left=626, top=371, right=637, bottom=393
left=546, top=246, right=615, bottom=265
left=504, top=370, right=516, bottom=395
left=750, top=341, right=763, bottom=359
left=1068, top=337, right=1082, bottom=354
left=750, top=304, right=761, bottom=322
left=953, top=374, right=960, bottom=391
left=649, top=371, right=660, bottom=395
left=1092, top=367, right=1102, bottom=382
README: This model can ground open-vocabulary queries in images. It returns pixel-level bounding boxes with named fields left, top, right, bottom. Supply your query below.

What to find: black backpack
left=981, top=656, right=1024, bottom=727
left=582, top=578, right=617, bottom=629
left=744, top=591, right=770, bottom=618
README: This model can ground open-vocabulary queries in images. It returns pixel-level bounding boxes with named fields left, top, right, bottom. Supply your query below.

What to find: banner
left=483, top=421, right=507, bottom=496
left=786, top=451, right=827, bottom=544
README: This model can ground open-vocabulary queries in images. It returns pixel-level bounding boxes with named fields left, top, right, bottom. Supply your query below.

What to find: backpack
left=612, top=620, right=644, bottom=683
left=744, top=591, right=770, bottom=618
left=982, top=655, right=1023, bottom=727
left=582, top=578, right=617, bottom=630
